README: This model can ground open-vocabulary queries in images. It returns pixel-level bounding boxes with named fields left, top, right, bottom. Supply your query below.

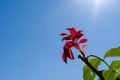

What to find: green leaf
left=110, top=60, right=120, bottom=70
left=83, top=58, right=101, bottom=80
left=104, top=47, right=120, bottom=59
left=118, top=68, right=120, bottom=74
left=103, top=69, right=116, bottom=80
left=103, top=60, right=120, bottom=80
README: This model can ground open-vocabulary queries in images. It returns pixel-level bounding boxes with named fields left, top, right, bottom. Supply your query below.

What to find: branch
left=78, top=55, right=105, bottom=80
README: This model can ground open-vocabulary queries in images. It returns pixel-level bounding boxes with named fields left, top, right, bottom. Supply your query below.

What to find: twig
left=87, top=55, right=119, bottom=75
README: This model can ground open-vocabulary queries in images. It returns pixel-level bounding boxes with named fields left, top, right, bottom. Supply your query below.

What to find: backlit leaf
left=103, top=69, right=116, bottom=80
left=103, top=60, right=120, bottom=80
left=104, top=47, right=120, bottom=59
left=110, top=60, right=120, bottom=70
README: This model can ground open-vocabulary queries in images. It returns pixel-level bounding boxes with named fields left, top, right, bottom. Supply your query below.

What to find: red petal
left=73, top=33, right=83, bottom=41
left=62, top=35, right=73, bottom=41
left=62, top=48, right=74, bottom=63
left=79, top=39, right=88, bottom=43
left=66, top=28, right=76, bottom=35
left=68, top=49, right=74, bottom=60
left=60, top=33, right=67, bottom=36
left=74, top=45, right=79, bottom=49
left=64, top=42, right=74, bottom=48
left=62, top=52, right=67, bottom=63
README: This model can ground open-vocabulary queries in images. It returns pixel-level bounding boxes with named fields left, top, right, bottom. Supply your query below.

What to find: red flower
left=60, top=28, right=87, bottom=63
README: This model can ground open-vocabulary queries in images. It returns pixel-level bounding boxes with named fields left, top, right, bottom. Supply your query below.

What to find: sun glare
left=94, top=0, right=102, bottom=7
left=69, top=0, right=118, bottom=16
left=92, top=0, right=118, bottom=16
left=93, top=0, right=107, bottom=10
left=93, top=0, right=117, bottom=10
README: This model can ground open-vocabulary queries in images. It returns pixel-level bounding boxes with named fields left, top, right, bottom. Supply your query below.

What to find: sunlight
left=93, top=0, right=108, bottom=12
left=93, top=0, right=118, bottom=11
left=70, top=0, right=118, bottom=12
left=94, top=0, right=102, bottom=9
left=67, top=0, right=118, bottom=21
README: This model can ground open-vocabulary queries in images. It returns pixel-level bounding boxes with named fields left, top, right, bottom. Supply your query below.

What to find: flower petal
left=73, top=33, right=83, bottom=41
left=62, top=35, right=73, bottom=41
left=62, top=48, right=74, bottom=63
left=60, top=33, right=67, bottom=36
left=64, top=42, right=74, bottom=48
left=74, top=45, right=79, bottom=49
left=79, top=39, right=88, bottom=43
left=62, top=52, right=67, bottom=63
left=66, top=28, right=76, bottom=35
left=62, top=42, right=75, bottom=63
left=68, top=49, right=74, bottom=60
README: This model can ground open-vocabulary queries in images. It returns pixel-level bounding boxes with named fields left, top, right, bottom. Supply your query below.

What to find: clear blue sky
left=0, top=0, right=120, bottom=80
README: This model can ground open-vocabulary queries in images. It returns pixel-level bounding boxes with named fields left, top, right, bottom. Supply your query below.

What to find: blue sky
left=1, top=0, right=120, bottom=80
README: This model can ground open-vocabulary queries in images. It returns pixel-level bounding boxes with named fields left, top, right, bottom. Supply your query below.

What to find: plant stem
left=78, top=55, right=105, bottom=80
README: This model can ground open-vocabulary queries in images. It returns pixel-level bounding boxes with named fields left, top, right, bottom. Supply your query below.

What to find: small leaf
left=103, top=69, right=116, bottom=80
left=83, top=58, right=101, bottom=80
left=103, top=60, right=120, bottom=80
left=110, top=60, right=120, bottom=70
left=104, top=47, right=120, bottom=59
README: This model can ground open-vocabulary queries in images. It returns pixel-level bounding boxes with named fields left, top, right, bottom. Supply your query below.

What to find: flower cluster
left=60, top=28, right=87, bottom=63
